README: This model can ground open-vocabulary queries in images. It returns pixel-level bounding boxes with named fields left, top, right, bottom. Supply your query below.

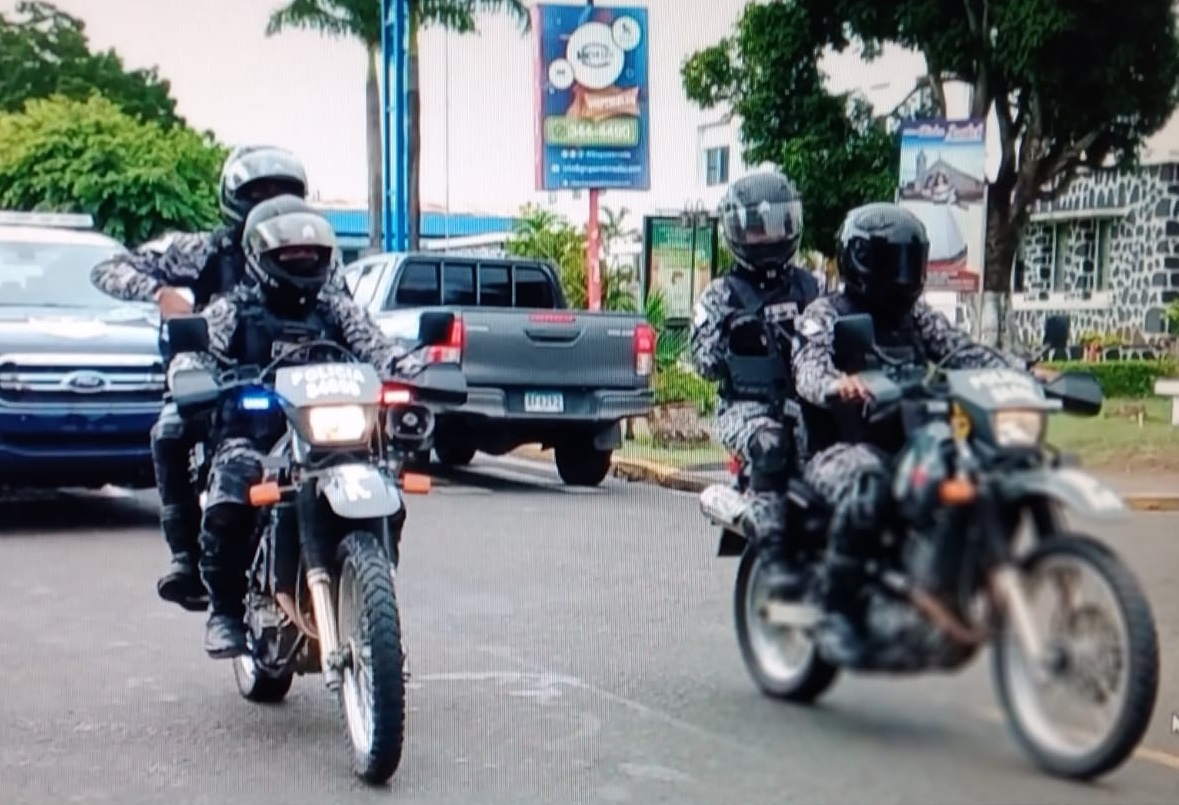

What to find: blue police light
left=240, top=393, right=273, bottom=411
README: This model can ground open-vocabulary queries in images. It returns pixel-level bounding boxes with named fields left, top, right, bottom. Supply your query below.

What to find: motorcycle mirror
left=1044, top=370, right=1104, bottom=417
left=166, top=315, right=210, bottom=354
left=833, top=314, right=875, bottom=372
left=1043, top=314, right=1070, bottom=353
left=417, top=311, right=455, bottom=347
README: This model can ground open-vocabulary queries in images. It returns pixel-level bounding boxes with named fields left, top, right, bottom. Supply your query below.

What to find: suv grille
left=0, top=353, right=164, bottom=406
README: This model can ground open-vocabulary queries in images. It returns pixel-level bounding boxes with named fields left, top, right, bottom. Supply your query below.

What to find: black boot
left=198, top=521, right=248, bottom=660
left=156, top=505, right=207, bottom=611
left=744, top=491, right=803, bottom=599
left=818, top=554, right=870, bottom=666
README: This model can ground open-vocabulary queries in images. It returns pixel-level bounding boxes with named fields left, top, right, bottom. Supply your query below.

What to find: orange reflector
left=939, top=477, right=976, bottom=504
left=402, top=472, right=432, bottom=494
left=248, top=481, right=282, bottom=507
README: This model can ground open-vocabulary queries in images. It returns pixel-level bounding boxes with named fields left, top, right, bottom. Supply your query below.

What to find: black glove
left=728, top=314, right=770, bottom=356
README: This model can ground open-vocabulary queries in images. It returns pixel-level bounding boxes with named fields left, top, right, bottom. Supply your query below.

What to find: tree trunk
left=979, top=189, right=1020, bottom=348
left=407, top=26, right=421, bottom=251
left=364, top=45, right=383, bottom=253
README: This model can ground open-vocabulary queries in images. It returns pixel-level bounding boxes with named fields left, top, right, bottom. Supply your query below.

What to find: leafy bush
left=1044, top=358, right=1177, bottom=398
left=654, top=364, right=717, bottom=416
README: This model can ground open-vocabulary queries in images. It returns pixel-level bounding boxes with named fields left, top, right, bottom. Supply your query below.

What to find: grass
left=618, top=398, right=1179, bottom=473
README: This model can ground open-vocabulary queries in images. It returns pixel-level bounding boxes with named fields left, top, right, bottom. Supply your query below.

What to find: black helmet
left=242, top=195, right=335, bottom=315
left=719, top=171, right=803, bottom=280
left=219, top=145, right=308, bottom=225
left=836, top=202, right=929, bottom=319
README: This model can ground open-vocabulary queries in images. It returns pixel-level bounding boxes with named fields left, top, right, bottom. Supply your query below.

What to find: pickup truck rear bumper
left=455, top=387, right=654, bottom=423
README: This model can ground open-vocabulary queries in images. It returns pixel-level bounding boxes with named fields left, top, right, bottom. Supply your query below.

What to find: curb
left=511, top=448, right=1179, bottom=511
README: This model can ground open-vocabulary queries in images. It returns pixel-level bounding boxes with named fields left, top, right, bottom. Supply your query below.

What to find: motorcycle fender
left=717, top=529, right=746, bottom=557
left=1001, top=467, right=1129, bottom=521
left=317, top=464, right=404, bottom=519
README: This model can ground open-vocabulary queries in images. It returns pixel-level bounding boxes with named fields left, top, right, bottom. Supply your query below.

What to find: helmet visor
left=864, top=238, right=928, bottom=288
left=726, top=199, right=803, bottom=245
left=247, top=211, right=336, bottom=253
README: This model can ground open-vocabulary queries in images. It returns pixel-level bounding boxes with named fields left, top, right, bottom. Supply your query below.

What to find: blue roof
left=314, top=207, right=519, bottom=239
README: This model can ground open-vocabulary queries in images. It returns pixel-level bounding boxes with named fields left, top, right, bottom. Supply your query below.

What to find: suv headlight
left=991, top=409, right=1046, bottom=447
left=305, top=404, right=374, bottom=445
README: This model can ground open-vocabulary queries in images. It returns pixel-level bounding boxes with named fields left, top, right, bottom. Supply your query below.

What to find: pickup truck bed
left=343, top=252, right=655, bottom=486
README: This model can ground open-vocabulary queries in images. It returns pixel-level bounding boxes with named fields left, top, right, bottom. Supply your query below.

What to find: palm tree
left=265, top=0, right=529, bottom=251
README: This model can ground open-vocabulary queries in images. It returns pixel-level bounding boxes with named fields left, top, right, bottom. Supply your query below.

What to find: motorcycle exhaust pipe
left=305, top=568, right=343, bottom=689
left=699, top=484, right=748, bottom=529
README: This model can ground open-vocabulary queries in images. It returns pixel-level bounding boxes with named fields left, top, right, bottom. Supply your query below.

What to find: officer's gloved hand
left=729, top=314, right=770, bottom=356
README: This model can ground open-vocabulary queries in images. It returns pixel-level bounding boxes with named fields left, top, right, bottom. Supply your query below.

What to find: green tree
left=0, top=1, right=184, bottom=129
left=505, top=204, right=636, bottom=311
left=693, top=0, right=1179, bottom=344
left=265, top=0, right=529, bottom=252
left=0, top=95, right=225, bottom=245
left=682, top=1, right=899, bottom=257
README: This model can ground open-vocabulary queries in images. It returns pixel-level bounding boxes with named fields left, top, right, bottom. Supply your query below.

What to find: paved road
left=1, top=455, right=1177, bottom=805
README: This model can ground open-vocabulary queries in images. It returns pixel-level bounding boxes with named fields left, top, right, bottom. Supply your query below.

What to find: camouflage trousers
left=204, top=437, right=265, bottom=511
left=803, top=442, right=891, bottom=552
left=712, top=399, right=807, bottom=467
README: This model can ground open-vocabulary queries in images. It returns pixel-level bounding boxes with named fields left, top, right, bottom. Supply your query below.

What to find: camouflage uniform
left=169, top=282, right=411, bottom=657
left=690, top=268, right=819, bottom=538
left=90, top=228, right=348, bottom=610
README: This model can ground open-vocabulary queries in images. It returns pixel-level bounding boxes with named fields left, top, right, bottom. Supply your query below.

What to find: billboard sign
left=642, top=216, right=718, bottom=321
left=897, top=118, right=987, bottom=294
left=532, top=4, right=650, bottom=191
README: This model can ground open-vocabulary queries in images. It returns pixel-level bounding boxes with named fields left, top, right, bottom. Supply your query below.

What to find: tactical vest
left=721, top=270, right=812, bottom=403
left=191, top=227, right=246, bottom=311
left=215, top=296, right=345, bottom=445
left=828, top=294, right=928, bottom=453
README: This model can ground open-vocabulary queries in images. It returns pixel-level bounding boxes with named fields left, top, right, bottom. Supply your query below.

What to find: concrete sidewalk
left=513, top=446, right=1179, bottom=511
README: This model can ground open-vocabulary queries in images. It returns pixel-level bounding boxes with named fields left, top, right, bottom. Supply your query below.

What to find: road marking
left=972, top=705, right=1179, bottom=771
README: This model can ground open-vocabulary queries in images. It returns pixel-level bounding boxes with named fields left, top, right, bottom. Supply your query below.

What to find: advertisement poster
left=897, top=118, right=986, bottom=294
left=643, top=216, right=717, bottom=321
left=532, top=4, right=650, bottom=191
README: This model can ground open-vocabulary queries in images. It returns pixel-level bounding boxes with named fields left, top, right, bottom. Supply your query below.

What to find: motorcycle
left=699, top=313, right=1159, bottom=781
left=166, top=311, right=468, bottom=785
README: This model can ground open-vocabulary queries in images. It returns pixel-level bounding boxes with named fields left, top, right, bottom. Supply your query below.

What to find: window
left=514, top=265, right=556, bottom=308
left=347, top=261, right=386, bottom=306
left=705, top=146, right=730, bottom=186
left=390, top=262, right=439, bottom=307
left=1014, top=218, right=1115, bottom=296
left=478, top=264, right=512, bottom=306
left=441, top=261, right=476, bottom=305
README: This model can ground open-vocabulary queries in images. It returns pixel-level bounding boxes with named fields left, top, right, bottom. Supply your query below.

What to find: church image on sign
left=900, top=150, right=987, bottom=205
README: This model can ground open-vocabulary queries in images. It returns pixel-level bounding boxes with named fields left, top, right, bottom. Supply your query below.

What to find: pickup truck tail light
left=633, top=323, right=657, bottom=377
left=425, top=317, right=464, bottom=364
left=380, top=383, right=414, bottom=407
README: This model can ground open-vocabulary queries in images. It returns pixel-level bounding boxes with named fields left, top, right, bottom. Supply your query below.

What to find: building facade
left=1008, top=163, right=1179, bottom=344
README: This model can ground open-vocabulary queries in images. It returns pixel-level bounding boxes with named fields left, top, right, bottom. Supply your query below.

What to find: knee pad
left=151, top=405, right=187, bottom=443
left=846, top=470, right=888, bottom=530
left=202, top=502, right=254, bottom=537
left=747, top=424, right=791, bottom=491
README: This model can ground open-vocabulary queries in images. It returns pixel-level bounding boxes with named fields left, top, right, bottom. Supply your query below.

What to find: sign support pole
left=380, top=0, right=410, bottom=253
left=584, top=0, right=602, bottom=311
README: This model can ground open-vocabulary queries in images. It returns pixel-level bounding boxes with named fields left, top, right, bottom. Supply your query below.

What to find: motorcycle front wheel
left=992, top=534, right=1159, bottom=780
left=335, top=531, right=406, bottom=785
left=733, top=545, right=838, bottom=703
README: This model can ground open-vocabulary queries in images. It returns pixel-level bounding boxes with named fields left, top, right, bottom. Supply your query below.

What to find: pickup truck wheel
left=554, top=444, right=613, bottom=487
left=434, top=442, right=476, bottom=467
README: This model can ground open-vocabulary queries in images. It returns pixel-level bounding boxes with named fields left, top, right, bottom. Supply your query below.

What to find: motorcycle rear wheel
left=734, top=545, right=838, bottom=702
left=992, top=534, right=1159, bottom=780
left=335, top=531, right=406, bottom=785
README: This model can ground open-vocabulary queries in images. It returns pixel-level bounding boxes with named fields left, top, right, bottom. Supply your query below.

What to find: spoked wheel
left=733, top=546, right=838, bottom=702
left=992, top=534, right=1159, bottom=780
left=233, top=650, right=294, bottom=704
left=335, top=531, right=406, bottom=785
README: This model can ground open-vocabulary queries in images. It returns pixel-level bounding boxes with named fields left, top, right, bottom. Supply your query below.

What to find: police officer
left=91, top=145, right=343, bottom=612
left=168, top=195, right=410, bottom=658
left=791, top=202, right=1033, bottom=663
left=690, top=171, right=819, bottom=596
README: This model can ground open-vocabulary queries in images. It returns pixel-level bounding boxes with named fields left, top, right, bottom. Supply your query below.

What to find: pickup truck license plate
left=523, top=391, right=564, bottom=413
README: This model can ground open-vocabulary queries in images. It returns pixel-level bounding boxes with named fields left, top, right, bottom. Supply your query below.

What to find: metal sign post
left=380, top=0, right=410, bottom=253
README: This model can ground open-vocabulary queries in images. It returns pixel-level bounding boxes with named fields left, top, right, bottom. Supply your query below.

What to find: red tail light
left=425, top=317, right=464, bottom=364
left=727, top=454, right=742, bottom=476
left=381, top=383, right=413, bottom=406
left=633, top=323, right=657, bottom=377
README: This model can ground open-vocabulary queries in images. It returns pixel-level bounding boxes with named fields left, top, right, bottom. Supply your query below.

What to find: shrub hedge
left=1043, top=359, right=1177, bottom=399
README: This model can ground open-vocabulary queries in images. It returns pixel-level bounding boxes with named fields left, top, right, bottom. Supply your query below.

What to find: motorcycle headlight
left=305, top=404, right=375, bottom=445
left=991, top=409, right=1046, bottom=447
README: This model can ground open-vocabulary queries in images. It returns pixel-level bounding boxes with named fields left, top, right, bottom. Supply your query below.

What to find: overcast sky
left=3, top=0, right=1004, bottom=219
